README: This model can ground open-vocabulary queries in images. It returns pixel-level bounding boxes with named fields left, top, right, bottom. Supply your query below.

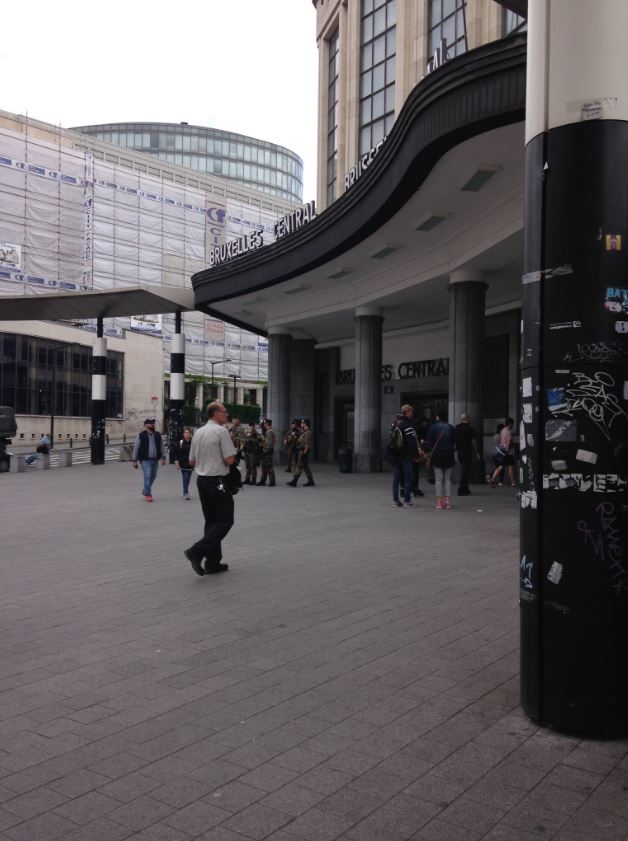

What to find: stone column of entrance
left=520, top=0, right=628, bottom=736
left=448, top=271, right=488, bottom=474
left=268, top=328, right=292, bottom=462
left=289, top=339, right=316, bottom=427
left=90, top=317, right=106, bottom=466
left=168, top=312, right=185, bottom=463
left=354, top=306, right=383, bottom=472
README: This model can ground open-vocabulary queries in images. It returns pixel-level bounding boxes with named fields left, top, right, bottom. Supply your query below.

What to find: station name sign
left=336, top=357, right=449, bottom=385
left=274, top=200, right=316, bottom=239
left=344, top=137, right=386, bottom=191
left=208, top=200, right=316, bottom=269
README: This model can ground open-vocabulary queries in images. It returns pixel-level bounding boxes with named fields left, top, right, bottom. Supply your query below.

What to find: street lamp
left=209, top=357, right=232, bottom=385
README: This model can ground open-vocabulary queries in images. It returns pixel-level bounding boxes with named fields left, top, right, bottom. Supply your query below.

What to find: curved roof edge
left=193, top=34, right=527, bottom=309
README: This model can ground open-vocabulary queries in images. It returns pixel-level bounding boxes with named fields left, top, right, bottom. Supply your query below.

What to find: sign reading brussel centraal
left=207, top=200, right=317, bottom=268
left=344, top=138, right=386, bottom=191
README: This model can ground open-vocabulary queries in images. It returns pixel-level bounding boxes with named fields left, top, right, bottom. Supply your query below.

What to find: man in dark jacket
left=454, top=413, right=478, bottom=496
left=132, top=418, right=165, bottom=502
left=392, top=404, right=419, bottom=508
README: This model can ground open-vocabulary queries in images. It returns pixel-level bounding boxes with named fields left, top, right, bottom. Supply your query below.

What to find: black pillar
left=520, top=0, right=628, bottom=735
left=90, top=317, right=106, bottom=465
left=169, top=312, right=185, bottom=463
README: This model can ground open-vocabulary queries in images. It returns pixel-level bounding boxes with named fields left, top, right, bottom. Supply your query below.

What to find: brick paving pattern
left=1, top=461, right=627, bottom=840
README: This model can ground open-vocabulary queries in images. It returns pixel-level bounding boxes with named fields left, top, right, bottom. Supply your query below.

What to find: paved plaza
left=1, top=460, right=628, bottom=841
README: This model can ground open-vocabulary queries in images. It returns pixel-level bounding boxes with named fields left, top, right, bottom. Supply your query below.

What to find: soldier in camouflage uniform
left=256, top=419, right=277, bottom=486
left=243, top=422, right=261, bottom=485
left=283, top=421, right=301, bottom=472
left=229, top=416, right=245, bottom=456
left=287, top=419, right=315, bottom=487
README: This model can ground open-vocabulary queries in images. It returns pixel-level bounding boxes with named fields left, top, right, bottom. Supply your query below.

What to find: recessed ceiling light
left=370, top=245, right=400, bottom=259
left=461, top=166, right=500, bottom=192
left=328, top=267, right=354, bottom=279
left=283, top=284, right=312, bottom=295
left=414, top=212, right=449, bottom=231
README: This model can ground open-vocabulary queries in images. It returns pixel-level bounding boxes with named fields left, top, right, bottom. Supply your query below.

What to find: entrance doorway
left=400, top=392, right=448, bottom=425
left=334, top=398, right=354, bottom=457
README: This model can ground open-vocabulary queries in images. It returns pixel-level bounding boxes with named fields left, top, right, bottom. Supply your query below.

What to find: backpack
left=390, top=424, right=405, bottom=455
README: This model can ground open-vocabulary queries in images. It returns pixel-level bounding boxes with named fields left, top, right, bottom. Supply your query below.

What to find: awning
left=0, top=285, right=195, bottom=321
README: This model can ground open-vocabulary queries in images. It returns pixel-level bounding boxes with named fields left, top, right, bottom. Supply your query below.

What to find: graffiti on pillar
left=577, top=501, right=628, bottom=595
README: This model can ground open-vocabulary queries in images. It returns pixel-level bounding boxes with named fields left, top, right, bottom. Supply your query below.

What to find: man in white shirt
left=184, top=402, right=237, bottom=576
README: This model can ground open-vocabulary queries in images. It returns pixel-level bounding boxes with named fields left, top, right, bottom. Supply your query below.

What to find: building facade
left=192, top=0, right=528, bottom=467
left=73, top=122, right=304, bottom=204
left=0, top=110, right=300, bottom=442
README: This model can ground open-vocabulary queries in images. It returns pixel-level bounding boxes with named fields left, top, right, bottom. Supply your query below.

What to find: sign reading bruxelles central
left=208, top=200, right=317, bottom=269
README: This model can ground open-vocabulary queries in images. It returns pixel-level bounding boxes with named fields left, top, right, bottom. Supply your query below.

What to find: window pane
left=372, top=90, right=385, bottom=119
left=361, top=98, right=372, bottom=124
left=372, top=118, right=385, bottom=146
left=361, top=43, right=372, bottom=69
left=373, top=62, right=385, bottom=91
left=374, top=6, right=386, bottom=35
left=362, top=14, right=373, bottom=42
left=373, top=33, right=386, bottom=64
left=361, top=70, right=373, bottom=97
left=360, top=126, right=371, bottom=155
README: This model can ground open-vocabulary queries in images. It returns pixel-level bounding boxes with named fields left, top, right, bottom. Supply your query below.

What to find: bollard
left=42, top=453, right=51, bottom=470
left=9, top=454, right=26, bottom=473
left=58, top=451, right=72, bottom=468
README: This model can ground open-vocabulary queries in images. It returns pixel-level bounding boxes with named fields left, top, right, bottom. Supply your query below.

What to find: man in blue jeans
left=391, top=404, right=419, bottom=508
left=132, top=418, right=166, bottom=502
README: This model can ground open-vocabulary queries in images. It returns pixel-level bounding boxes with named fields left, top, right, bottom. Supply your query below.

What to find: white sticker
left=624, top=381, right=628, bottom=400
left=522, top=377, right=532, bottom=398
left=520, top=422, right=526, bottom=451
left=523, top=403, right=533, bottom=424
left=527, top=434, right=535, bottom=447
left=615, top=321, right=628, bottom=334
left=576, top=449, right=598, bottom=464
left=547, top=562, right=563, bottom=585
left=551, top=460, right=568, bottom=471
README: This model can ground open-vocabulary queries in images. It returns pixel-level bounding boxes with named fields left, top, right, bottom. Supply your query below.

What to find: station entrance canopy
left=0, top=285, right=195, bottom=322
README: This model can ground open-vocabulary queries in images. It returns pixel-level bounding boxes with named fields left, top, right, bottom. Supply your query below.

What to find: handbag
left=223, top=462, right=243, bottom=495
left=425, top=431, right=444, bottom=469
left=492, top=445, right=508, bottom=464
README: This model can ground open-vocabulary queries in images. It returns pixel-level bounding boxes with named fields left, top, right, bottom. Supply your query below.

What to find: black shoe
left=269, top=482, right=276, bottom=487
left=255, top=481, right=266, bottom=486
left=304, top=481, right=315, bottom=487
left=243, top=479, right=251, bottom=485
left=413, top=488, right=424, bottom=497
left=285, top=467, right=292, bottom=473
left=286, top=479, right=297, bottom=487
left=205, top=563, right=229, bottom=574
left=184, top=549, right=204, bottom=577
left=458, top=489, right=471, bottom=496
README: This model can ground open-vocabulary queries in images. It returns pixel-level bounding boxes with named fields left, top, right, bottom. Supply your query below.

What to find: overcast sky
left=0, top=1, right=319, bottom=200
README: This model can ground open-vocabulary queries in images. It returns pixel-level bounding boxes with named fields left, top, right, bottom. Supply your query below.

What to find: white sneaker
left=403, top=501, right=414, bottom=508
left=392, top=500, right=403, bottom=508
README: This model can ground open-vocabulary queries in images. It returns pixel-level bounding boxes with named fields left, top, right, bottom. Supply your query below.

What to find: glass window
left=503, top=8, right=527, bottom=35
left=326, top=27, right=340, bottom=205
left=428, top=0, right=467, bottom=60
left=359, top=0, right=396, bottom=155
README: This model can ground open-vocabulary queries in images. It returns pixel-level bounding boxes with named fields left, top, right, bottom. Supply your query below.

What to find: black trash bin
left=337, top=446, right=353, bottom=473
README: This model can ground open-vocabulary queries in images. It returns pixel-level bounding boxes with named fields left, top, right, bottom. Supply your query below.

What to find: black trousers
left=189, top=476, right=234, bottom=567
left=458, top=452, right=472, bottom=493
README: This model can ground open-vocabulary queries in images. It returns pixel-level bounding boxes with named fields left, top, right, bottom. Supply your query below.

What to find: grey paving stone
left=58, top=815, right=135, bottom=841
left=48, top=768, right=111, bottom=797
left=435, top=796, right=505, bottom=834
left=413, top=818, right=483, bottom=840
left=53, top=789, right=121, bottom=824
left=97, top=770, right=161, bottom=802
left=260, top=782, right=327, bottom=817
left=343, top=793, right=441, bottom=840
left=106, top=794, right=175, bottom=830
left=222, top=802, right=293, bottom=839
left=4, top=810, right=78, bottom=841
left=239, top=762, right=301, bottom=793
left=208, top=780, right=266, bottom=813
left=281, top=806, right=355, bottom=841
left=161, top=799, right=230, bottom=835
left=3, top=785, right=68, bottom=819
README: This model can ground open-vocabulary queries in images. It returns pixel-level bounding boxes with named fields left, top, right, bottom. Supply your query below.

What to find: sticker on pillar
left=547, top=562, right=563, bottom=585
left=549, top=321, right=582, bottom=330
left=520, top=555, right=533, bottom=590
left=576, top=449, right=598, bottom=465
left=522, top=377, right=532, bottom=398
left=527, top=433, right=535, bottom=447
left=547, top=388, right=567, bottom=413
left=550, top=460, right=568, bottom=472
left=522, top=404, right=533, bottom=424
left=519, top=422, right=526, bottom=451
left=520, top=490, right=537, bottom=509
left=604, top=287, right=628, bottom=313
left=605, top=234, right=622, bottom=252
left=543, top=473, right=627, bottom=493
left=545, top=419, right=577, bottom=441
left=624, top=381, right=628, bottom=401
left=616, top=322, right=628, bottom=334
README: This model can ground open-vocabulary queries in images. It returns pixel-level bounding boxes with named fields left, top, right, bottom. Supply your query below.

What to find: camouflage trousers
left=293, top=451, right=313, bottom=482
left=244, top=454, right=259, bottom=483
left=259, top=450, right=275, bottom=485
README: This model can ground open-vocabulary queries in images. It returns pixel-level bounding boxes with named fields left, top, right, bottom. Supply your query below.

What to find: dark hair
left=265, top=418, right=272, bottom=425
left=505, top=417, right=514, bottom=427
left=183, top=426, right=192, bottom=434
left=496, top=422, right=505, bottom=433
left=437, top=408, right=448, bottom=422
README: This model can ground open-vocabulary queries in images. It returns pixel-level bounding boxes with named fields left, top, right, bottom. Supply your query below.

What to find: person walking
left=283, top=421, right=301, bottom=472
left=132, top=418, right=166, bottom=502
left=243, top=422, right=261, bottom=485
left=490, top=417, right=516, bottom=488
left=391, top=404, right=419, bottom=508
left=175, top=426, right=194, bottom=500
left=256, top=418, right=277, bottom=486
left=454, top=414, right=478, bottom=496
left=287, top=419, right=315, bottom=487
left=426, top=409, right=456, bottom=509
left=184, top=401, right=237, bottom=576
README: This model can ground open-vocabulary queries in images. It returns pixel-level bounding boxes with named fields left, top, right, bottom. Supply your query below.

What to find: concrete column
left=90, top=317, right=106, bottom=466
left=235, top=386, right=244, bottom=405
left=217, top=384, right=225, bottom=402
left=195, top=382, right=204, bottom=411
left=169, top=312, right=185, bottom=463
left=289, top=339, right=316, bottom=427
left=354, top=306, right=383, bottom=473
left=448, top=271, right=488, bottom=429
left=268, top=329, right=292, bottom=460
